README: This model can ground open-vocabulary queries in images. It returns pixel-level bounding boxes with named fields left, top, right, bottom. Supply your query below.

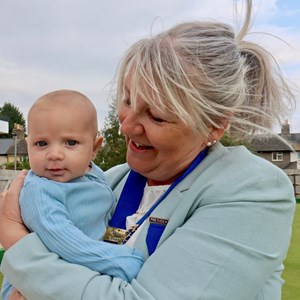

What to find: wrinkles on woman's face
left=118, top=86, right=206, bottom=185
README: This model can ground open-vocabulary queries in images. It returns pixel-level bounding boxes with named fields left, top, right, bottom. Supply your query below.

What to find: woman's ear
left=91, top=133, right=103, bottom=160
left=210, top=118, right=231, bottom=142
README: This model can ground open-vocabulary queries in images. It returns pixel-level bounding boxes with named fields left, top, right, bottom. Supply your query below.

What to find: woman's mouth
left=131, top=140, right=154, bottom=150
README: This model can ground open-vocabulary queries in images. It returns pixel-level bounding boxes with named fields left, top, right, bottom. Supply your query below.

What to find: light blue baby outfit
left=1, top=162, right=144, bottom=300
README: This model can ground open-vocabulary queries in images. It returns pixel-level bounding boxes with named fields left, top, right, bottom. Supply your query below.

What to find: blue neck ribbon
left=108, top=147, right=208, bottom=254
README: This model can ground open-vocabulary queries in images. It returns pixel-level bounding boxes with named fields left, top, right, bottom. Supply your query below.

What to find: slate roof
left=0, top=139, right=14, bottom=155
left=6, top=139, right=28, bottom=155
left=0, top=138, right=28, bottom=155
left=250, top=135, right=294, bottom=152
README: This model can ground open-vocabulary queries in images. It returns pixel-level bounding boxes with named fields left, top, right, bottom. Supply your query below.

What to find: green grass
left=282, top=203, right=300, bottom=300
left=0, top=205, right=299, bottom=299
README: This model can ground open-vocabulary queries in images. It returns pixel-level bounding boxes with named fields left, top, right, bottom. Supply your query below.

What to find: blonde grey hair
left=116, top=0, right=295, bottom=140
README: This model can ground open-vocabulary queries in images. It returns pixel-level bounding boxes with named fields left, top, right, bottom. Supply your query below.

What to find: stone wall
left=284, top=169, right=300, bottom=199
left=0, top=170, right=20, bottom=192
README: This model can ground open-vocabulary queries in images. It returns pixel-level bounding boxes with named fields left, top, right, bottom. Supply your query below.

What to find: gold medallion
left=103, top=226, right=127, bottom=244
left=103, top=225, right=139, bottom=244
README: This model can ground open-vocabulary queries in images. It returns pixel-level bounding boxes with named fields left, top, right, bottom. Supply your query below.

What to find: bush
left=5, top=160, right=30, bottom=170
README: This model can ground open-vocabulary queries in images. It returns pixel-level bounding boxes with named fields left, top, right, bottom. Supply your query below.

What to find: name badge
left=149, top=217, right=168, bottom=226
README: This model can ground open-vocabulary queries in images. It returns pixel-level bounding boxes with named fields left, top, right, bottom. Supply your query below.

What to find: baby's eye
left=36, top=141, right=47, bottom=147
left=67, top=140, right=78, bottom=146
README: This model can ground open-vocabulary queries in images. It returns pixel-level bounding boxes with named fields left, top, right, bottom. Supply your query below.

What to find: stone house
left=250, top=121, right=300, bottom=170
left=0, top=126, right=28, bottom=167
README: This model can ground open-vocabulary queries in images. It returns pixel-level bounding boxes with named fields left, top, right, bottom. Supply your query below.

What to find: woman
left=0, top=0, right=296, bottom=299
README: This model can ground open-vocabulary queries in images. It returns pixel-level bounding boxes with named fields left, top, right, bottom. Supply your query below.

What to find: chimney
left=13, top=123, right=25, bottom=139
left=281, top=120, right=290, bottom=136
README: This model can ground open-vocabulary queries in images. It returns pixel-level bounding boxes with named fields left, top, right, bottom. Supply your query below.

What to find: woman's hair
left=116, top=0, right=295, bottom=141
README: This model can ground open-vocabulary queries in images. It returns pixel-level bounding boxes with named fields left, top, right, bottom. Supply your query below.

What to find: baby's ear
left=92, top=133, right=103, bottom=159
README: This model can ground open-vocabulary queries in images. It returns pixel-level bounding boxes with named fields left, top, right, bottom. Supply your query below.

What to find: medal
left=103, top=226, right=127, bottom=244
left=103, top=225, right=139, bottom=245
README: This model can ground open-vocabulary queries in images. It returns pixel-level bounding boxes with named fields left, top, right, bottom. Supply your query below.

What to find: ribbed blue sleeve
left=20, top=173, right=144, bottom=282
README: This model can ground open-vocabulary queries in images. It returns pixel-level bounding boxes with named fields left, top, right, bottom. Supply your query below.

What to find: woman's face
left=118, top=80, right=207, bottom=185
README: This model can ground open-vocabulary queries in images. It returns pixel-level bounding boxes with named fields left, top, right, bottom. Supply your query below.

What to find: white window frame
left=272, top=152, right=283, bottom=161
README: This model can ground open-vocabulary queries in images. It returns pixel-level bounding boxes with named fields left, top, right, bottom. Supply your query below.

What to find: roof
left=282, top=133, right=300, bottom=151
left=6, top=139, right=28, bottom=155
left=0, top=139, right=14, bottom=155
left=250, top=135, right=294, bottom=152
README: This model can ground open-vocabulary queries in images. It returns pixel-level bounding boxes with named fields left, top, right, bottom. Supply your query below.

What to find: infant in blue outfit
left=1, top=89, right=144, bottom=300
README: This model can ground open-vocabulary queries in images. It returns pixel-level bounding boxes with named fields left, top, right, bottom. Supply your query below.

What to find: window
left=272, top=152, right=283, bottom=161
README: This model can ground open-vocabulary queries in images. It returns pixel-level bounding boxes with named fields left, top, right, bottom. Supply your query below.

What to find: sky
left=0, top=0, right=299, bottom=133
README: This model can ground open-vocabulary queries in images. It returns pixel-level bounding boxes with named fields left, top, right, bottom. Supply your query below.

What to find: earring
left=207, top=140, right=217, bottom=147
left=118, top=123, right=122, bottom=135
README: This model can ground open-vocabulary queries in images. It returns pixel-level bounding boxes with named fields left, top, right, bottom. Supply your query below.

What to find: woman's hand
left=0, top=170, right=29, bottom=250
left=8, top=289, right=26, bottom=300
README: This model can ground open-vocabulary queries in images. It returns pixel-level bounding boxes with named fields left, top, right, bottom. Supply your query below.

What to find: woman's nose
left=119, top=111, right=144, bottom=136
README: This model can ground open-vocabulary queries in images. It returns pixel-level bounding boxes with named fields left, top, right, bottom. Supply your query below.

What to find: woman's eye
left=36, top=141, right=47, bottom=147
left=148, top=111, right=165, bottom=123
left=67, top=140, right=78, bottom=146
left=152, top=115, right=164, bottom=122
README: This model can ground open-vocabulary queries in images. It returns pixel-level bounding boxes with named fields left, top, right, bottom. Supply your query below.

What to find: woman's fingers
left=0, top=170, right=27, bottom=223
left=8, top=288, right=26, bottom=300
left=0, top=170, right=29, bottom=250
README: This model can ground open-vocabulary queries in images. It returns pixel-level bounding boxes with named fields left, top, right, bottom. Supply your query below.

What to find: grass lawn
left=282, top=203, right=300, bottom=300
left=0, top=205, right=299, bottom=299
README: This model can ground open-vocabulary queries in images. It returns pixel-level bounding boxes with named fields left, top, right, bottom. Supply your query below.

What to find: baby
left=1, top=90, right=144, bottom=300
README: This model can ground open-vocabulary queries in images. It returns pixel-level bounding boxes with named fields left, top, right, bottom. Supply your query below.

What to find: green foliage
left=220, top=132, right=249, bottom=147
left=5, top=159, right=30, bottom=170
left=282, top=204, right=300, bottom=300
left=20, top=159, right=31, bottom=170
left=0, top=102, right=26, bottom=138
left=94, top=103, right=126, bottom=171
left=0, top=270, right=3, bottom=290
left=220, top=133, right=259, bottom=155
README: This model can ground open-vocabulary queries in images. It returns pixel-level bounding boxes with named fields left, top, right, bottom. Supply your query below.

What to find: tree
left=0, top=102, right=26, bottom=138
left=94, top=103, right=127, bottom=171
left=220, top=132, right=243, bottom=147
left=220, top=132, right=256, bottom=152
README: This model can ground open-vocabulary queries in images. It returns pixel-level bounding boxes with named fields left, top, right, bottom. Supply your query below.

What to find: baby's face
left=26, top=107, right=97, bottom=182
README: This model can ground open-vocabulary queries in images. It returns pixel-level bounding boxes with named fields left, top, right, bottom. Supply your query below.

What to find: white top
left=125, top=184, right=170, bottom=247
